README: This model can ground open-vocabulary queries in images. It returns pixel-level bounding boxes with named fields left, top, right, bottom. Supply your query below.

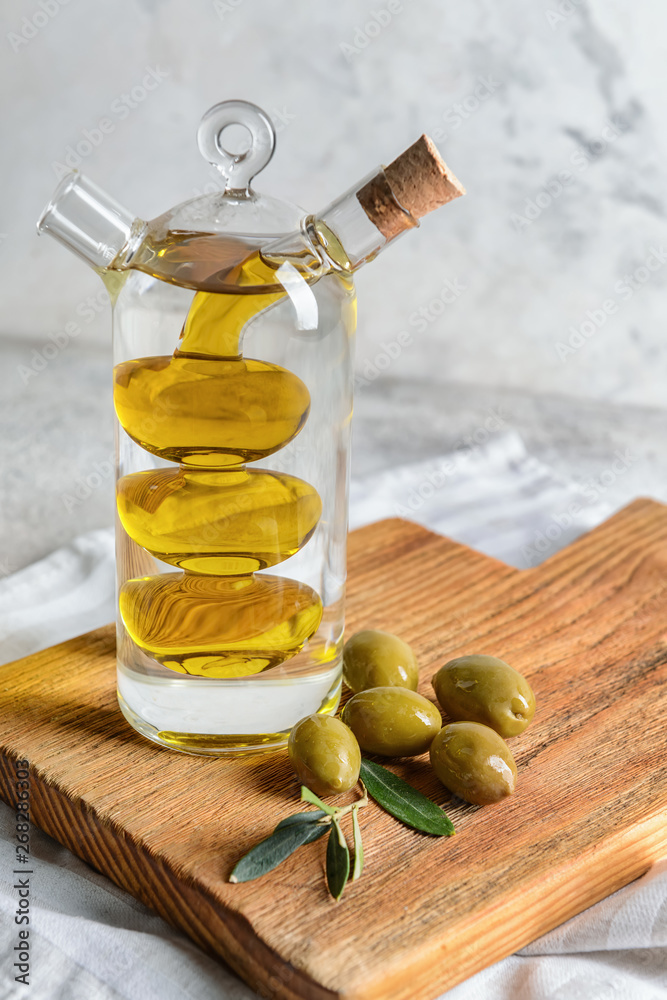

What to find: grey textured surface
left=353, top=377, right=667, bottom=504
left=0, top=341, right=114, bottom=576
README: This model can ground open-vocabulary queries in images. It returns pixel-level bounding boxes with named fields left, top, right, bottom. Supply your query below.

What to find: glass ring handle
left=197, top=99, right=276, bottom=196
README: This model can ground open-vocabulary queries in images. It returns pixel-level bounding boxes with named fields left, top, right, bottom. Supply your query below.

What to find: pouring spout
left=37, top=171, right=144, bottom=271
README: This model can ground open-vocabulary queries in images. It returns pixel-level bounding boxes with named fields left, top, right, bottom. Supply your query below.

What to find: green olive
left=341, top=687, right=441, bottom=757
left=430, top=722, right=517, bottom=805
left=432, top=654, right=535, bottom=738
left=287, top=714, right=361, bottom=797
left=343, top=629, right=419, bottom=693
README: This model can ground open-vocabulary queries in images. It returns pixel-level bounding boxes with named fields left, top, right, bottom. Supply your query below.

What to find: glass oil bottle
left=37, top=100, right=464, bottom=754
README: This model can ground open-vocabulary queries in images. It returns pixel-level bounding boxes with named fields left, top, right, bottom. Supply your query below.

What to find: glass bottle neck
left=37, top=171, right=147, bottom=271
left=261, top=166, right=420, bottom=281
left=38, top=165, right=421, bottom=286
left=307, top=166, right=419, bottom=273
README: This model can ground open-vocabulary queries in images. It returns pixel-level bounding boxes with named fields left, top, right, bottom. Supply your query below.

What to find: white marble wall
left=1, top=0, right=666, bottom=408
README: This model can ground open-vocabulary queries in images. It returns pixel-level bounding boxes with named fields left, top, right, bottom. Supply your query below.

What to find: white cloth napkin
left=1, top=431, right=664, bottom=1000
left=349, top=430, right=615, bottom=568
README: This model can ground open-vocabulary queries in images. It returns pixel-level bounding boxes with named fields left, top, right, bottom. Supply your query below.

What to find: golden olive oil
left=114, top=233, right=326, bottom=677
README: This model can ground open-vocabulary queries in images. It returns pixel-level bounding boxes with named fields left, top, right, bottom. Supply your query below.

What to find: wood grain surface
left=1, top=499, right=667, bottom=1000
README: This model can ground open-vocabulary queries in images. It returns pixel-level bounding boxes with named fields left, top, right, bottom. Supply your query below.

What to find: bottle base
left=116, top=660, right=342, bottom=756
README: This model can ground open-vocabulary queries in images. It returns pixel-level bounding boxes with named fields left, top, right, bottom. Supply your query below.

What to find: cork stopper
left=357, top=135, right=465, bottom=241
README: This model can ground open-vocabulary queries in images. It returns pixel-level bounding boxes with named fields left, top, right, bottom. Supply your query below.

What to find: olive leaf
left=230, top=787, right=367, bottom=896
left=300, top=786, right=338, bottom=817
left=360, top=759, right=455, bottom=837
left=326, top=818, right=350, bottom=901
left=229, top=813, right=328, bottom=883
left=351, top=804, right=364, bottom=881
left=275, top=810, right=329, bottom=832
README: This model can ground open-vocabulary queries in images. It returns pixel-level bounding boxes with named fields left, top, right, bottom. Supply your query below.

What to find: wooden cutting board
left=1, top=498, right=667, bottom=1000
